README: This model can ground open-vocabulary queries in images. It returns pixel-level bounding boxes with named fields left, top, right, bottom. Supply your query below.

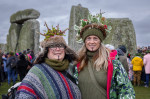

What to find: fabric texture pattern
left=110, top=59, right=135, bottom=99
left=15, top=63, right=81, bottom=99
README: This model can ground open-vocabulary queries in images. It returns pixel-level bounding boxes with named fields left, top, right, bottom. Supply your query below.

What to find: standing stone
left=7, top=34, right=10, bottom=52
left=17, top=19, right=40, bottom=53
left=7, top=23, right=22, bottom=52
left=6, top=8, right=40, bottom=53
left=68, top=4, right=89, bottom=51
left=103, top=18, right=137, bottom=55
left=10, top=9, right=40, bottom=24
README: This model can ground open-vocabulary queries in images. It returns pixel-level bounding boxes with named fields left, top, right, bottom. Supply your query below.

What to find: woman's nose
left=89, top=39, right=95, bottom=43
left=55, top=47, right=60, bottom=50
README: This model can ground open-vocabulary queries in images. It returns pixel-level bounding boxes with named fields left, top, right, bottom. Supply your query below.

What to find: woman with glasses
left=15, top=24, right=81, bottom=99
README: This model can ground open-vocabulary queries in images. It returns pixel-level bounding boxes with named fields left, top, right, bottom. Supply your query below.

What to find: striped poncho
left=15, top=63, right=81, bottom=99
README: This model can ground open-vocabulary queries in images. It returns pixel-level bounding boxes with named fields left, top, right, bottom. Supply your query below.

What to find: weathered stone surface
left=17, top=19, right=40, bottom=53
left=10, top=9, right=40, bottom=24
left=0, top=43, right=7, bottom=52
left=7, top=23, right=22, bottom=52
left=68, top=5, right=137, bottom=56
left=68, top=4, right=89, bottom=51
left=103, top=18, right=137, bottom=55
left=6, top=34, right=10, bottom=52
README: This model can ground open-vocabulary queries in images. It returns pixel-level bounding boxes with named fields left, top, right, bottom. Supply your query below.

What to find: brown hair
left=34, top=47, right=78, bottom=64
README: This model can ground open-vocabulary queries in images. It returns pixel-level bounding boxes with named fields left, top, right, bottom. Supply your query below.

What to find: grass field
left=134, top=86, right=150, bottom=99
left=0, top=81, right=150, bottom=99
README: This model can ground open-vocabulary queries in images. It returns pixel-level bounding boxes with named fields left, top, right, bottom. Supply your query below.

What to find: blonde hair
left=78, top=43, right=110, bottom=71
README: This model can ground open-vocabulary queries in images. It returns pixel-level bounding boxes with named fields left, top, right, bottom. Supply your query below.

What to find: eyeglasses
left=49, top=43, right=66, bottom=50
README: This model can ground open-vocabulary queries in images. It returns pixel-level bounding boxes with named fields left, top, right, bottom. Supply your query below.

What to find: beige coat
left=119, top=56, right=129, bottom=74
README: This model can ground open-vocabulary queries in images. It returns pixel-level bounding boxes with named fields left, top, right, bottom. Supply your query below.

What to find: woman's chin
left=88, top=48, right=97, bottom=52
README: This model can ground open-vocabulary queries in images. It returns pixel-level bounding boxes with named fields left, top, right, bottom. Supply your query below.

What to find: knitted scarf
left=87, top=50, right=98, bottom=59
left=45, top=58, right=69, bottom=71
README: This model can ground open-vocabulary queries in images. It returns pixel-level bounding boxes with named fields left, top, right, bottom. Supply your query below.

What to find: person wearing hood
left=131, top=53, right=144, bottom=86
left=117, top=45, right=129, bottom=74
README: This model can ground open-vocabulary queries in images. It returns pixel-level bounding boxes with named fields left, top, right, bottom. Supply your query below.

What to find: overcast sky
left=0, top=0, right=150, bottom=47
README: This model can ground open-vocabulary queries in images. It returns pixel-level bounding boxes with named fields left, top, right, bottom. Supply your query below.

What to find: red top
left=107, top=50, right=117, bottom=99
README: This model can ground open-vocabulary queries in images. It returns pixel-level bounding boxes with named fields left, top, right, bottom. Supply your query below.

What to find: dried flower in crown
left=38, top=22, right=68, bottom=41
left=74, top=10, right=112, bottom=43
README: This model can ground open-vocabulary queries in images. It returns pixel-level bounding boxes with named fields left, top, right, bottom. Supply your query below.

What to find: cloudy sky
left=0, top=0, right=150, bottom=47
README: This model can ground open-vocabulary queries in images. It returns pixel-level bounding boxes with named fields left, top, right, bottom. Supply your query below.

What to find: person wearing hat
left=75, top=12, right=135, bottom=99
left=15, top=23, right=81, bottom=99
left=117, top=45, right=129, bottom=74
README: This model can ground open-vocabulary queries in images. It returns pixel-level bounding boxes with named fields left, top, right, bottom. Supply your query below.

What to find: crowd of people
left=104, top=44, right=150, bottom=88
left=129, top=47, right=150, bottom=88
left=0, top=49, right=34, bottom=86
left=0, top=12, right=149, bottom=99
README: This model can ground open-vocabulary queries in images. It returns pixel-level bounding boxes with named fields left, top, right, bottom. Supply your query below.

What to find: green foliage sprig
left=39, top=22, right=68, bottom=40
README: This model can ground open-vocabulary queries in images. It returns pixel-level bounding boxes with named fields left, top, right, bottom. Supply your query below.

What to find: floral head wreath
left=74, top=10, right=112, bottom=43
left=39, top=22, right=68, bottom=41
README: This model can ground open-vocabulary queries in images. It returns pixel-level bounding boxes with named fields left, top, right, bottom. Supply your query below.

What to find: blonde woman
left=75, top=13, right=135, bottom=99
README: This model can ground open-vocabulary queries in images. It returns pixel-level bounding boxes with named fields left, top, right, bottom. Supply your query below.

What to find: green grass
left=0, top=82, right=12, bottom=99
left=0, top=79, right=20, bottom=99
left=134, top=86, right=150, bottom=99
left=0, top=81, right=150, bottom=99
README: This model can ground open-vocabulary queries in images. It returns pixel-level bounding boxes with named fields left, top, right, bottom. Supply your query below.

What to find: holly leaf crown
left=74, top=10, right=112, bottom=43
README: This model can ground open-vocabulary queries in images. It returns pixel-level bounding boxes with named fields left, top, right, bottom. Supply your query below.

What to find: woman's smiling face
left=85, top=35, right=101, bottom=51
left=47, top=43, right=65, bottom=61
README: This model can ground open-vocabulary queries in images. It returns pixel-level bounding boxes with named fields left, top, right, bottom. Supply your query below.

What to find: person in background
left=26, top=51, right=32, bottom=62
left=0, top=48, right=3, bottom=86
left=22, top=50, right=32, bottom=72
left=75, top=13, right=135, bottom=99
left=143, top=50, right=150, bottom=87
left=105, top=44, right=117, bottom=61
left=2, top=54, right=7, bottom=81
left=15, top=24, right=81, bottom=99
left=6, top=52, right=16, bottom=85
left=127, top=53, right=133, bottom=81
left=30, top=50, right=35, bottom=60
left=105, top=44, right=115, bottom=51
left=16, top=54, right=28, bottom=81
left=117, top=45, right=129, bottom=74
left=15, top=53, right=20, bottom=81
left=131, top=53, right=144, bottom=86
